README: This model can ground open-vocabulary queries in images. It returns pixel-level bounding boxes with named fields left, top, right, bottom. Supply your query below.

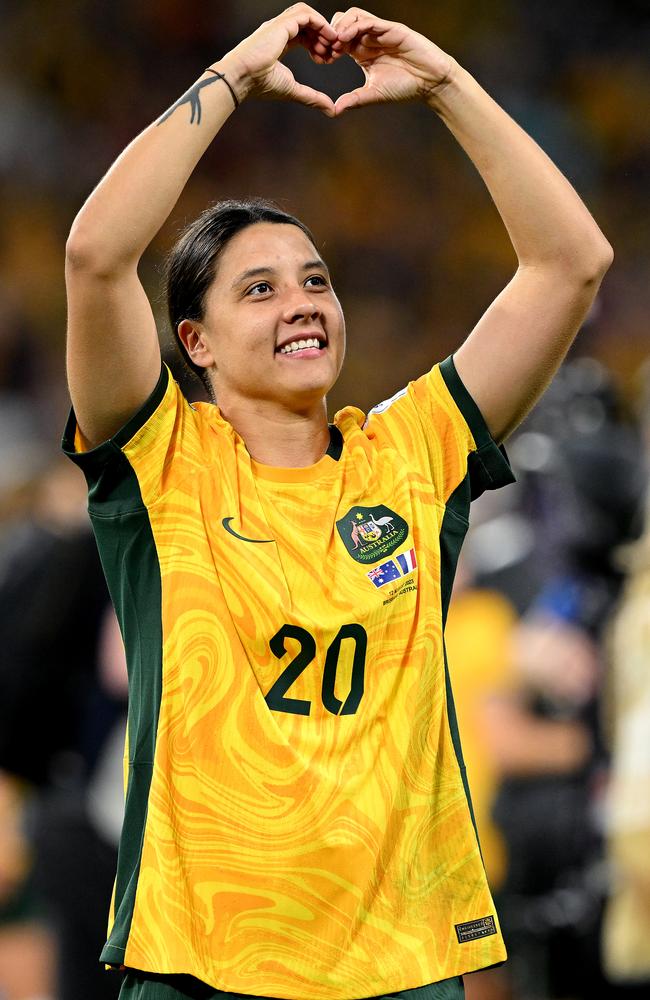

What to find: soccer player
left=62, top=6, right=613, bottom=1000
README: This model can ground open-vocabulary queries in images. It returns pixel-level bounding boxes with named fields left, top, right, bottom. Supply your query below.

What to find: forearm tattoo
left=157, top=75, right=223, bottom=126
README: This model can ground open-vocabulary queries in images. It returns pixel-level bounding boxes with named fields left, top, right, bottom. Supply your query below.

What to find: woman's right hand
left=219, top=4, right=341, bottom=116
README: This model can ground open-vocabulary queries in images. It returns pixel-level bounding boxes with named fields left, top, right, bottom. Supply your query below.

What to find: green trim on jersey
left=97, top=492, right=163, bottom=964
left=437, top=355, right=514, bottom=852
left=62, top=365, right=169, bottom=513
left=439, top=357, right=491, bottom=449
left=118, top=971, right=465, bottom=1000
left=439, top=479, right=478, bottom=843
left=439, top=357, right=515, bottom=500
left=326, top=424, right=344, bottom=461
left=62, top=371, right=168, bottom=965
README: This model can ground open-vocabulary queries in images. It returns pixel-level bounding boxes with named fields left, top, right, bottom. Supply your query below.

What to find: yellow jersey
left=63, top=356, right=513, bottom=999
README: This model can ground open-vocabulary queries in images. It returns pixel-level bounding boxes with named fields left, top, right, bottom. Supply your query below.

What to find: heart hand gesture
left=329, top=9, right=455, bottom=114
left=223, top=5, right=455, bottom=118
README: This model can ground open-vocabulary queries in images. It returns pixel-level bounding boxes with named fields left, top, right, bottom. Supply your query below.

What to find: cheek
left=237, top=311, right=273, bottom=352
left=210, top=318, right=269, bottom=369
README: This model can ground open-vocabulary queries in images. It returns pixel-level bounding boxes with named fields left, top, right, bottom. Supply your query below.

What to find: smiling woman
left=167, top=209, right=345, bottom=466
left=62, top=4, right=611, bottom=1000
left=163, top=199, right=323, bottom=385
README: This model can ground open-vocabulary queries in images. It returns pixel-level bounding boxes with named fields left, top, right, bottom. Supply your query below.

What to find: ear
left=177, top=319, right=216, bottom=370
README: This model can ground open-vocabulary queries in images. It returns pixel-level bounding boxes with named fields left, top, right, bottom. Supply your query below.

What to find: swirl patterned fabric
left=62, top=357, right=511, bottom=999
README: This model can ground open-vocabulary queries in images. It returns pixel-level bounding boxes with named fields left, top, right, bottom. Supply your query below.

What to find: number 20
left=265, top=623, right=367, bottom=717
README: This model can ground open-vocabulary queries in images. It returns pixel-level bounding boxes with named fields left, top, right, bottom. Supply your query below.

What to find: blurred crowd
left=0, top=1, right=648, bottom=999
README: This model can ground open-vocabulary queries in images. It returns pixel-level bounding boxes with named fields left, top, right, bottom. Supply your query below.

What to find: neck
left=217, top=396, right=331, bottom=467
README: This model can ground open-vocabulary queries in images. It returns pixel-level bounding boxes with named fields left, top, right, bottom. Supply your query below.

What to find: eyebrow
left=231, top=259, right=329, bottom=290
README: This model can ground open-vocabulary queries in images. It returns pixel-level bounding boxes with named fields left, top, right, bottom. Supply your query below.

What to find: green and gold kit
left=63, top=356, right=513, bottom=999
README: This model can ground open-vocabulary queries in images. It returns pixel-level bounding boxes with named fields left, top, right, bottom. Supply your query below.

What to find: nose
left=281, top=287, right=323, bottom=325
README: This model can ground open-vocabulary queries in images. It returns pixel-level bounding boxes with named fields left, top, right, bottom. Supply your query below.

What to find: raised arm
left=331, top=9, right=613, bottom=441
left=65, top=4, right=338, bottom=448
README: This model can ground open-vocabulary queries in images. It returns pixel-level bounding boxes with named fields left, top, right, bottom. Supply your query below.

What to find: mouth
left=275, top=333, right=328, bottom=358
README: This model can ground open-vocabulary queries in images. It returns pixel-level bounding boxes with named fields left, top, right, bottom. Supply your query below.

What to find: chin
left=278, top=377, right=332, bottom=408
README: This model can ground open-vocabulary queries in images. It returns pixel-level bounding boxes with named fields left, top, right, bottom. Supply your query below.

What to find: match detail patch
left=455, top=915, right=497, bottom=944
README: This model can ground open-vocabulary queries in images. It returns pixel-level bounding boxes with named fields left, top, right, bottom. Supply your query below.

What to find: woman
left=63, top=6, right=612, bottom=1000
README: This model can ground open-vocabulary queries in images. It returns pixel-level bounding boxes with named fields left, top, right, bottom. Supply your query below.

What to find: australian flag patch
left=367, top=559, right=402, bottom=588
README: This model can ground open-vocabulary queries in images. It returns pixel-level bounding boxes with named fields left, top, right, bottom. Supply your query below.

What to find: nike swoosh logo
left=221, top=517, right=273, bottom=544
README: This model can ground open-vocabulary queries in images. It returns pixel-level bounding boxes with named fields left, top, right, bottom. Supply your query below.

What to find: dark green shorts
left=118, top=970, right=465, bottom=1000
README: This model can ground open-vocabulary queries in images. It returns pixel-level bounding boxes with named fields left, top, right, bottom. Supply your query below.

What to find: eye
left=305, top=274, right=328, bottom=288
left=246, top=281, right=272, bottom=296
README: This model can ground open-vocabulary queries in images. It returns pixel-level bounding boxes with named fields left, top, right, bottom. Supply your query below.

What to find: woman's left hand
left=330, top=8, right=455, bottom=114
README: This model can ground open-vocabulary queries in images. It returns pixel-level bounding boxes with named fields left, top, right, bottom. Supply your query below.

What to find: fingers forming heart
left=288, top=29, right=369, bottom=114
left=277, top=7, right=411, bottom=116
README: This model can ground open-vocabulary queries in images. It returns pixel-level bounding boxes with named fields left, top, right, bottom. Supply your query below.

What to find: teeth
left=279, top=337, right=322, bottom=354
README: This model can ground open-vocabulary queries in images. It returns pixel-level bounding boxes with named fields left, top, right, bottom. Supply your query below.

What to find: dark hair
left=164, top=198, right=318, bottom=392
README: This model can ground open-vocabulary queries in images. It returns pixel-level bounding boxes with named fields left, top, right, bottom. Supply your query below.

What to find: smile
left=277, top=336, right=326, bottom=356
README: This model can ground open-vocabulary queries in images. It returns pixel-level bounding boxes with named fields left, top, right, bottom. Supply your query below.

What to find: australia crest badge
left=336, top=504, right=409, bottom=564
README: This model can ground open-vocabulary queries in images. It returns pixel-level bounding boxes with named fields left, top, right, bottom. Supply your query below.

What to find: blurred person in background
left=0, top=456, right=128, bottom=1000
left=0, top=773, right=54, bottom=1000
left=0, top=380, right=59, bottom=1000
left=62, top=4, right=612, bottom=1000
left=475, top=360, right=645, bottom=999
left=601, top=370, right=650, bottom=995
left=603, top=535, right=650, bottom=996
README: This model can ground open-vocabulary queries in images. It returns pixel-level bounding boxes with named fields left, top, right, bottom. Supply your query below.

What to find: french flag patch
left=395, top=548, right=417, bottom=577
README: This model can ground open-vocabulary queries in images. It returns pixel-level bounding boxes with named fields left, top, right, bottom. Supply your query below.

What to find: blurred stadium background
left=0, top=2, right=649, bottom=999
